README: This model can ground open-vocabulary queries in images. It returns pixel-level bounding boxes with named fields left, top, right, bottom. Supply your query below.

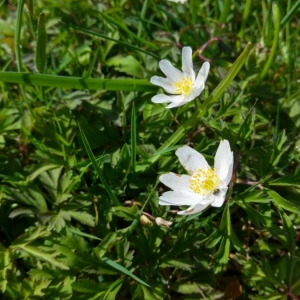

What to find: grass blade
left=79, top=124, right=120, bottom=206
left=69, top=228, right=102, bottom=241
left=35, top=13, right=47, bottom=73
left=280, top=0, right=300, bottom=28
left=14, top=0, right=25, bottom=73
left=131, top=103, right=137, bottom=174
left=102, top=256, right=150, bottom=287
left=99, top=12, right=157, bottom=50
left=61, top=22, right=160, bottom=59
left=83, top=47, right=99, bottom=79
left=219, top=0, right=231, bottom=23
left=260, top=4, right=281, bottom=80
left=238, top=0, right=252, bottom=39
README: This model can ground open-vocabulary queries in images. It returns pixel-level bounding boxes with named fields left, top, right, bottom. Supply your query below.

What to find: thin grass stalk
left=60, top=23, right=160, bottom=59
left=260, top=4, right=281, bottom=80
left=280, top=0, right=300, bottom=28
left=131, top=103, right=137, bottom=175
left=79, top=124, right=120, bottom=206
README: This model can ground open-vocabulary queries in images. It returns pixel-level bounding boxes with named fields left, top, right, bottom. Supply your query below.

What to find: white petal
left=214, top=140, right=233, bottom=185
left=195, top=62, right=210, bottom=88
left=164, top=94, right=188, bottom=108
left=166, top=101, right=187, bottom=108
left=159, top=60, right=183, bottom=82
left=225, top=161, right=233, bottom=186
left=159, top=172, right=191, bottom=192
left=151, top=94, right=173, bottom=103
left=159, top=191, right=202, bottom=206
left=175, top=146, right=209, bottom=174
left=177, top=202, right=210, bottom=215
left=150, top=76, right=176, bottom=93
left=210, top=188, right=227, bottom=207
left=181, top=47, right=195, bottom=81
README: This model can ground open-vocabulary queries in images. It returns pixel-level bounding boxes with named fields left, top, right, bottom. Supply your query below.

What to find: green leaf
left=268, top=175, right=300, bottom=188
left=103, top=278, right=124, bottom=300
left=206, top=229, right=223, bottom=249
left=236, top=202, right=267, bottom=227
left=214, top=236, right=231, bottom=272
left=71, top=279, right=106, bottom=295
left=229, top=224, right=244, bottom=252
left=93, top=232, right=121, bottom=259
left=160, top=259, right=193, bottom=270
left=102, top=257, right=150, bottom=287
left=38, top=167, right=63, bottom=202
left=276, top=207, right=296, bottom=247
left=268, top=190, right=300, bottom=214
left=11, top=226, right=49, bottom=246
left=233, top=190, right=271, bottom=204
left=17, top=245, right=69, bottom=270
left=27, top=163, right=60, bottom=181
left=46, top=210, right=71, bottom=232
left=140, top=285, right=157, bottom=300
left=0, top=108, right=21, bottom=132
left=173, top=282, right=206, bottom=294
left=68, top=211, right=95, bottom=227
left=69, top=227, right=102, bottom=241
left=0, top=246, right=13, bottom=293
left=107, top=55, right=145, bottom=78
left=9, top=207, right=35, bottom=219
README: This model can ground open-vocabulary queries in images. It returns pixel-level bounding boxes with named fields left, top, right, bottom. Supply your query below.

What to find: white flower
left=158, top=140, right=233, bottom=215
left=150, top=46, right=210, bottom=108
left=168, top=0, right=187, bottom=3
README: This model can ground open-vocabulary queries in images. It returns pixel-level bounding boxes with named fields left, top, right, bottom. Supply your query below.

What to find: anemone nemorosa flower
left=150, top=46, right=210, bottom=108
left=158, top=140, right=233, bottom=215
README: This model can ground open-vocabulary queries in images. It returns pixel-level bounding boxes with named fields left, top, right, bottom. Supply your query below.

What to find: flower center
left=189, top=168, right=220, bottom=196
left=173, top=76, right=194, bottom=96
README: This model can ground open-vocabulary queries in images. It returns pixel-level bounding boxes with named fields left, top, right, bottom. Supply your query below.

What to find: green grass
left=0, top=0, right=300, bottom=299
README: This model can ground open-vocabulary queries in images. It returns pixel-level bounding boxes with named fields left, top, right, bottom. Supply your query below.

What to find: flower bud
left=155, top=217, right=172, bottom=228
left=140, top=215, right=153, bottom=226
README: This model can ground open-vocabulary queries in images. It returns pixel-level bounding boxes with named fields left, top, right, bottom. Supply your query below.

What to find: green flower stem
left=0, top=72, right=156, bottom=92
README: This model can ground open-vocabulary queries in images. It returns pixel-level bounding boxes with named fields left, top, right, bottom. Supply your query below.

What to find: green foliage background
left=0, top=0, right=300, bottom=299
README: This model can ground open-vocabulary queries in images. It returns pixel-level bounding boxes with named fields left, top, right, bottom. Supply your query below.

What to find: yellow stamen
left=173, top=76, right=194, bottom=96
left=189, top=168, right=220, bottom=196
